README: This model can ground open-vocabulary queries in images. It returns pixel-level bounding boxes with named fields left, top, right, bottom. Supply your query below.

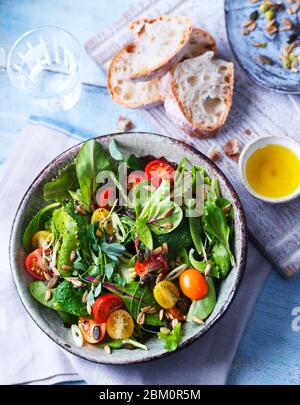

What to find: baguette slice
left=127, top=15, right=193, bottom=82
left=107, top=29, right=216, bottom=109
left=181, top=28, right=216, bottom=60
left=161, top=52, right=234, bottom=138
left=107, top=43, right=162, bottom=109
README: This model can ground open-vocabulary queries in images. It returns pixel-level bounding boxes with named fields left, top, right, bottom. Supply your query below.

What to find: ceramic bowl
left=9, top=132, right=247, bottom=364
left=239, top=136, right=300, bottom=204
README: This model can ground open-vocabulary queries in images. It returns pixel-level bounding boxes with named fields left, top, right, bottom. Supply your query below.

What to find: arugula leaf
left=75, top=140, right=110, bottom=210
left=187, top=277, right=216, bottom=321
left=153, top=219, right=192, bottom=252
left=69, top=189, right=89, bottom=212
left=126, top=154, right=144, bottom=170
left=103, top=282, right=163, bottom=326
left=51, top=207, right=79, bottom=276
left=108, top=139, right=124, bottom=161
left=158, top=323, right=182, bottom=352
left=203, top=200, right=235, bottom=266
left=136, top=218, right=153, bottom=250
left=23, top=202, right=60, bottom=252
left=149, top=202, right=183, bottom=235
left=43, top=163, right=78, bottom=202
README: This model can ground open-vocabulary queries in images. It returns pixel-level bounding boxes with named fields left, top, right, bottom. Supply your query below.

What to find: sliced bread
left=107, top=43, right=162, bottom=109
left=181, top=28, right=216, bottom=60
left=161, top=51, right=234, bottom=138
left=127, top=15, right=193, bottom=82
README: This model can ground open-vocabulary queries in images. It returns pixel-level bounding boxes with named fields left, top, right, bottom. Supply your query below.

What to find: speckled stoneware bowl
left=9, top=133, right=247, bottom=364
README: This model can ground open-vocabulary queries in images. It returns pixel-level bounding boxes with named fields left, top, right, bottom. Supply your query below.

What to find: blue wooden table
left=1, top=0, right=300, bottom=385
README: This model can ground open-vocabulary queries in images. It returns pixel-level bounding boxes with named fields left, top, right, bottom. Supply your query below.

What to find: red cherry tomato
left=145, top=159, right=175, bottom=187
left=128, top=171, right=147, bottom=189
left=92, top=293, right=124, bottom=323
left=96, top=186, right=115, bottom=208
left=25, top=248, right=48, bottom=280
left=135, top=254, right=169, bottom=277
left=179, top=268, right=208, bottom=300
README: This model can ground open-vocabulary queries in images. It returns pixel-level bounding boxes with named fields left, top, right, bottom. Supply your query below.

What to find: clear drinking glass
left=7, top=26, right=81, bottom=111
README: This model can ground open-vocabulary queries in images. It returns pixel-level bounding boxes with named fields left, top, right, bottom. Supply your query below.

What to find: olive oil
left=246, top=144, right=300, bottom=198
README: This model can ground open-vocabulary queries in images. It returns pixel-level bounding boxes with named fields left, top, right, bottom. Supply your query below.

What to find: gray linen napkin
left=0, top=118, right=271, bottom=385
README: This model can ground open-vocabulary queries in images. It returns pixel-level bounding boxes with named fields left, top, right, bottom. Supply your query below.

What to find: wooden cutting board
left=85, top=0, right=300, bottom=278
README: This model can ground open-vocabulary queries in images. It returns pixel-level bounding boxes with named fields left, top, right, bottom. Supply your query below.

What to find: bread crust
left=127, top=16, right=193, bottom=82
left=107, top=43, right=162, bottom=109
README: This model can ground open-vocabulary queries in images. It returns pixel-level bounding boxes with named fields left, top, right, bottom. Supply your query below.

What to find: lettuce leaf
left=158, top=323, right=182, bottom=352
left=43, top=163, right=78, bottom=202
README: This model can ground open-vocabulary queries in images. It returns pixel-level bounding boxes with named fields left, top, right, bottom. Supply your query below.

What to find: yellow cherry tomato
left=91, top=208, right=113, bottom=237
left=32, top=231, right=52, bottom=249
left=153, top=280, right=179, bottom=309
left=106, top=309, right=134, bottom=339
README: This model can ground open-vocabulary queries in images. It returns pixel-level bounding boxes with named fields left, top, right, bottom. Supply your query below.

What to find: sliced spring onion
left=71, top=324, right=84, bottom=347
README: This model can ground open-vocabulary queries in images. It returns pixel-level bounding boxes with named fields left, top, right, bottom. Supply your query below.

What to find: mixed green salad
left=23, top=139, right=235, bottom=353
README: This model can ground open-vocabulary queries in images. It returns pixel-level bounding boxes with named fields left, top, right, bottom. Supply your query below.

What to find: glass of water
left=7, top=26, right=81, bottom=111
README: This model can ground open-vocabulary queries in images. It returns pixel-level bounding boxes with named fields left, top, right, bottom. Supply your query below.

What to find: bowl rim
left=238, top=135, right=300, bottom=204
left=9, top=132, right=248, bottom=365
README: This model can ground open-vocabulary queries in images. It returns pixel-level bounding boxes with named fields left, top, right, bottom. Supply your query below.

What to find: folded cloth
left=0, top=117, right=272, bottom=385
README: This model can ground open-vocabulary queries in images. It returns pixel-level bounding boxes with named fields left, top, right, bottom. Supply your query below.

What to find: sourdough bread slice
left=161, top=52, right=234, bottom=138
left=107, top=43, right=162, bottom=109
left=127, top=15, right=193, bottom=82
left=181, top=28, right=216, bottom=60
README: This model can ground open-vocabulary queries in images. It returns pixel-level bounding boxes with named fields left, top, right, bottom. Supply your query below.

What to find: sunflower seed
left=65, top=277, right=85, bottom=288
left=205, top=263, right=212, bottom=277
left=141, top=305, right=152, bottom=313
left=147, top=307, right=157, bottom=314
left=45, top=289, right=52, bottom=302
left=159, top=327, right=170, bottom=334
left=155, top=272, right=164, bottom=284
left=62, top=264, right=73, bottom=271
left=222, top=203, right=232, bottom=214
left=159, top=309, right=164, bottom=321
left=280, top=18, right=293, bottom=31
left=242, top=27, right=249, bottom=35
left=159, top=223, right=173, bottom=229
left=257, top=55, right=274, bottom=65
left=104, top=344, right=111, bottom=354
left=192, top=316, right=205, bottom=325
left=252, top=41, right=268, bottom=48
left=171, top=318, right=179, bottom=328
left=76, top=205, right=86, bottom=215
left=153, top=246, right=163, bottom=255
left=82, top=290, right=89, bottom=303
left=162, top=242, right=169, bottom=254
left=137, top=312, right=145, bottom=325
left=47, top=275, right=59, bottom=289
left=43, top=271, right=52, bottom=281
left=86, top=303, right=92, bottom=315
left=164, top=311, right=170, bottom=320
left=168, top=312, right=175, bottom=320
left=52, top=267, right=60, bottom=276
left=70, top=250, right=77, bottom=262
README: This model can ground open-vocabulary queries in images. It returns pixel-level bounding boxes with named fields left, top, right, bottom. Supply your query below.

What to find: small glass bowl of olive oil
left=239, top=136, right=300, bottom=203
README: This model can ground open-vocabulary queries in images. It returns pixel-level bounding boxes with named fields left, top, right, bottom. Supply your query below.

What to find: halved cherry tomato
left=179, top=268, right=208, bottom=300
left=78, top=317, right=106, bottom=344
left=92, top=293, right=124, bottom=323
left=32, top=230, right=52, bottom=249
left=135, top=253, right=169, bottom=277
left=128, top=171, right=147, bottom=190
left=96, top=186, right=115, bottom=208
left=106, top=309, right=134, bottom=339
left=153, top=280, right=179, bottom=309
left=25, top=248, right=48, bottom=280
left=91, top=208, right=113, bottom=237
left=145, top=159, right=175, bottom=187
